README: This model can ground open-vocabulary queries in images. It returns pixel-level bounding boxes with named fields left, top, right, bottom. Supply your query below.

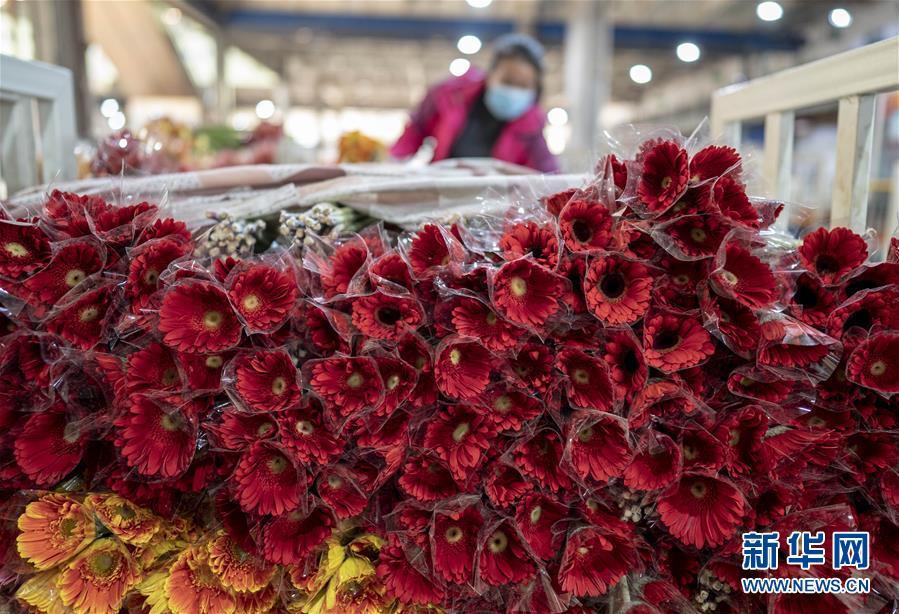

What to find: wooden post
left=830, top=94, right=876, bottom=232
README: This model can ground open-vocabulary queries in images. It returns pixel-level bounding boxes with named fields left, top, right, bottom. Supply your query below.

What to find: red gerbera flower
left=369, top=250, right=415, bottom=291
left=22, top=240, right=104, bottom=306
left=351, top=291, right=424, bottom=341
left=500, top=220, right=560, bottom=268
left=432, top=504, right=482, bottom=583
left=679, top=426, right=726, bottom=472
left=276, top=400, right=341, bottom=463
left=0, top=219, right=50, bottom=278
left=492, top=258, right=563, bottom=328
left=700, top=288, right=760, bottom=357
left=559, top=200, right=614, bottom=252
left=136, top=217, right=191, bottom=244
left=434, top=339, right=493, bottom=400
left=846, top=332, right=899, bottom=394
left=377, top=537, right=445, bottom=605
left=555, top=348, right=615, bottom=411
left=510, top=341, right=555, bottom=394
left=710, top=243, right=777, bottom=309
left=513, top=430, right=570, bottom=492
left=478, top=521, right=536, bottom=586
left=450, top=296, right=519, bottom=351
left=584, top=255, right=652, bottom=326
left=227, top=263, right=298, bottom=332
left=712, top=176, right=758, bottom=228
left=757, top=316, right=841, bottom=378
left=14, top=405, right=86, bottom=486
left=636, top=140, right=689, bottom=213
left=45, top=283, right=117, bottom=350
left=233, top=349, right=301, bottom=412
left=114, top=394, right=198, bottom=478
left=125, top=238, right=191, bottom=313
left=206, top=408, right=279, bottom=451
left=643, top=312, right=715, bottom=373
left=423, top=404, right=493, bottom=480
left=158, top=280, right=242, bottom=352
left=318, top=466, right=369, bottom=519
left=398, top=453, right=458, bottom=502
left=515, top=492, right=568, bottom=560
left=482, top=385, right=543, bottom=432
left=655, top=214, right=731, bottom=260
left=486, top=461, right=534, bottom=508
left=567, top=413, right=631, bottom=483
left=262, top=506, right=334, bottom=565
left=558, top=253, right=588, bottom=313
left=232, top=441, right=306, bottom=516
left=602, top=329, right=648, bottom=401
left=316, top=240, right=368, bottom=298
left=689, top=145, right=740, bottom=184
left=542, top=188, right=578, bottom=217
left=558, top=527, right=637, bottom=597
left=726, top=368, right=794, bottom=404
left=657, top=474, right=746, bottom=548
left=125, top=342, right=182, bottom=394
left=177, top=351, right=230, bottom=391
left=408, top=223, right=456, bottom=277
left=307, top=356, right=383, bottom=419
left=842, top=262, right=899, bottom=299
left=799, top=226, right=868, bottom=285
left=624, top=432, right=681, bottom=490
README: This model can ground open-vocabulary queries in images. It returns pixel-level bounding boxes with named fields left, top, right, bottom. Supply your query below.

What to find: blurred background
left=1, top=0, right=898, bottom=210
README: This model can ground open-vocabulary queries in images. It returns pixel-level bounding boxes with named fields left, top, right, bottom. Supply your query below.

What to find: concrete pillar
left=563, top=1, right=612, bottom=168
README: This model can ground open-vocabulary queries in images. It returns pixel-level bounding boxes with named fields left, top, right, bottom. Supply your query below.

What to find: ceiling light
left=465, top=0, right=492, bottom=7
left=449, top=58, right=471, bottom=76
left=255, top=99, right=275, bottom=120
left=756, top=1, right=783, bottom=21
left=676, top=42, right=701, bottom=63
left=829, top=8, right=852, bottom=28
left=100, top=98, right=119, bottom=118
left=457, top=35, right=482, bottom=55
left=629, top=64, right=652, bottom=84
left=547, top=107, right=568, bottom=126
left=107, top=112, right=126, bottom=130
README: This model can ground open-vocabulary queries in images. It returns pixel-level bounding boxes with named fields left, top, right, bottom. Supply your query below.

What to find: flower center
left=377, top=307, right=402, bottom=326
left=869, top=360, right=887, bottom=377
left=653, top=331, right=680, bottom=351
left=572, top=219, right=593, bottom=243
left=683, top=444, right=698, bottom=460
left=295, top=420, right=314, bottom=436
left=143, top=269, right=159, bottom=286
left=572, top=368, right=590, bottom=385
left=161, top=367, right=179, bottom=386
left=414, top=356, right=426, bottom=370
left=529, top=506, right=542, bottom=524
left=807, top=416, right=826, bottom=428
left=729, top=429, right=740, bottom=446
left=445, top=526, right=464, bottom=544
left=88, top=552, right=117, bottom=577
left=485, top=312, right=497, bottom=325
left=59, top=517, right=78, bottom=537
left=452, top=422, right=470, bottom=442
left=4, top=242, right=29, bottom=257
left=203, top=310, right=223, bottom=330
left=79, top=306, right=100, bottom=322
left=205, top=355, right=223, bottom=369
left=271, top=376, right=287, bottom=395
left=690, top=228, right=707, bottom=243
left=600, top=273, right=626, bottom=299
left=510, top=276, right=527, bottom=298
left=257, top=422, right=274, bottom=436
left=160, top=413, right=183, bottom=432
left=719, top=270, right=739, bottom=286
left=267, top=455, right=288, bottom=474
left=386, top=374, right=400, bottom=390
left=327, top=475, right=343, bottom=489
left=449, top=348, right=462, bottom=366
left=116, top=504, right=136, bottom=520
left=62, top=423, right=81, bottom=444
left=661, top=177, right=673, bottom=190
left=815, top=254, right=839, bottom=275
left=242, top=294, right=261, bottom=312
left=488, top=530, right=508, bottom=554
left=493, top=395, right=512, bottom=413
left=739, top=377, right=754, bottom=387
left=65, top=269, right=86, bottom=288
left=690, top=481, right=708, bottom=499
left=673, top=274, right=690, bottom=286
left=577, top=427, right=593, bottom=443
left=346, top=372, right=364, bottom=388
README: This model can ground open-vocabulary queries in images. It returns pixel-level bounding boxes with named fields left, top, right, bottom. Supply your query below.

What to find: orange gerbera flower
left=206, top=530, right=276, bottom=593
left=17, top=493, right=96, bottom=570
left=57, top=538, right=140, bottom=614
left=233, top=584, right=278, bottom=613
left=165, top=546, right=236, bottom=614
left=85, top=493, right=161, bottom=546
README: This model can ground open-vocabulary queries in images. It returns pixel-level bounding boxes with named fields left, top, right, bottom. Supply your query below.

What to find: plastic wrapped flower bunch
left=1, top=124, right=898, bottom=614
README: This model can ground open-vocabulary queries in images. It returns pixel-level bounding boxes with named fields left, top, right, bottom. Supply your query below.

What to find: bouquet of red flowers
left=1, top=128, right=897, bottom=614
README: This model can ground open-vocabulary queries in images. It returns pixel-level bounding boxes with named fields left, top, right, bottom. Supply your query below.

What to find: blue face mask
left=484, top=84, right=536, bottom=121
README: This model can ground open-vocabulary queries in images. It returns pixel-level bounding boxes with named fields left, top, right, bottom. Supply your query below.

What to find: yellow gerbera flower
left=56, top=537, right=140, bottom=614
left=233, top=583, right=278, bottom=613
left=135, top=570, right=170, bottom=614
left=15, top=570, right=67, bottom=614
left=85, top=493, right=161, bottom=546
left=17, top=493, right=95, bottom=570
left=206, top=530, right=276, bottom=593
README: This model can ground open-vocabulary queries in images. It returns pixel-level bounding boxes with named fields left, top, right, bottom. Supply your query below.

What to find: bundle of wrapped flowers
left=0, top=128, right=897, bottom=614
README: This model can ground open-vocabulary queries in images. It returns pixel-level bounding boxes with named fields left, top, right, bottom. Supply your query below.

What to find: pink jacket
left=390, top=71, right=559, bottom=173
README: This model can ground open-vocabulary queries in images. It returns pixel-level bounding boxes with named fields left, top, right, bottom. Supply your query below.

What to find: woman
left=391, top=33, right=559, bottom=173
